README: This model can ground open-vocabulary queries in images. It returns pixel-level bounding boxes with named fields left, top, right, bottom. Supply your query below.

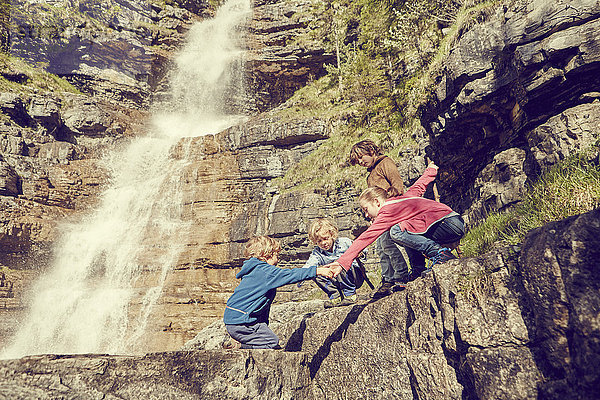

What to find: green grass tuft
left=0, top=53, right=80, bottom=95
left=461, top=155, right=600, bottom=256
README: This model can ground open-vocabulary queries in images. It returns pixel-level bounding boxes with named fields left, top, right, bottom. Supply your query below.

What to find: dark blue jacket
left=223, top=257, right=317, bottom=325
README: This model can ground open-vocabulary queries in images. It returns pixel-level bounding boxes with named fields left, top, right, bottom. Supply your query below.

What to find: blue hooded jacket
left=223, top=257, right=317, bottom=325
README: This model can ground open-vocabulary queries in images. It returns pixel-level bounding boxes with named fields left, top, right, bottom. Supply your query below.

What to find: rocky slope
left=0, top=0, right=599, bottom=367
left=1, top=207, right=598, bottom=399
left=136, top=0, right=600, bottom=349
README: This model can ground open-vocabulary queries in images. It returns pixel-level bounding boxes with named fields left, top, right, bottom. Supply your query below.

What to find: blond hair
left=308, top=218, right=339, bottom=244
left=358, top=186, right=389, bottom=206
left=244, top=236, right=281, bottom=261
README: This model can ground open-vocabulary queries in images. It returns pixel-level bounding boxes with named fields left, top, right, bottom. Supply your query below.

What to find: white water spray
left=1, top=0, right=251, bottom=358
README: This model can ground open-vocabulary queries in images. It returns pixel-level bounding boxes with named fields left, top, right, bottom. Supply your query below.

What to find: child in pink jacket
left=328, top=163, right=464, bottom=278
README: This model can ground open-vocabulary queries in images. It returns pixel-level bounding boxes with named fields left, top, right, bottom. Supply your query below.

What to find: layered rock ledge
left=2, top=207, right=598, bottom=399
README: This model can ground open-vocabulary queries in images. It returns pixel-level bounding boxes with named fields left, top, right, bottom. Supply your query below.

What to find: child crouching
left=327, top=162, right=465, bottom=279
left=302, top=218, right=365, bottom=308
left=223, top=235, right=333, bottom=349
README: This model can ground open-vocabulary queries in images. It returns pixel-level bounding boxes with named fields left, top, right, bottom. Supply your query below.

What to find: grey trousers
left=226, top=322, right=280, bottom=349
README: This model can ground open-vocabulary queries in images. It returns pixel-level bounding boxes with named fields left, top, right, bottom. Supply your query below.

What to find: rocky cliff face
left=2, top=208, right=598, bottom=399
left=1, top=0, right=599, bottom=377
left=422, top=0, right=600, bottom=224
left=0, top=0, right=339, bottom=351
left=129, top=112, right=372, bottom=350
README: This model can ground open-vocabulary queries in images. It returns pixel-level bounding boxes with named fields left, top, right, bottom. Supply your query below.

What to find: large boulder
left=0, top=351, right=313, bottom=399
left=518, top=208, right=600, bottom=399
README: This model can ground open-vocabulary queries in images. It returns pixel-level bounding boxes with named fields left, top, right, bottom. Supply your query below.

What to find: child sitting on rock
left=301, top=218, right=365, bottom=308
left=223, top=235, right=333, bottom=349
left=326, top=162, right=464, bottom=280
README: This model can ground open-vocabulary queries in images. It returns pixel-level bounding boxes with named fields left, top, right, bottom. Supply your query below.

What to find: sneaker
left=372, top=280, right=395, bottom=299
left=338, top=294, right=358, bottom=306
left=324, top=295, right=342, bottom=309
left=222, top=339, right=241, bottom=350
left=392, top=283, right=406, bottom=292
left=421, top=248, right=456, bottom=276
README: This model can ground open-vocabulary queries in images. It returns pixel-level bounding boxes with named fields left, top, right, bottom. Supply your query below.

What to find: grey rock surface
left=2, top=208, right=598, bottom=399
left=423, top=0, right=600, bottom=223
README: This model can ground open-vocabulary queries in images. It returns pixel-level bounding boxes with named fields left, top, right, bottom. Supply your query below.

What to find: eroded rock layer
left=2, top=208, right=598, bottom=399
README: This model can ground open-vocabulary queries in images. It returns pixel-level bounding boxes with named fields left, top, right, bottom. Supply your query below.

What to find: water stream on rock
left=1, top=0, right=251, bottom=358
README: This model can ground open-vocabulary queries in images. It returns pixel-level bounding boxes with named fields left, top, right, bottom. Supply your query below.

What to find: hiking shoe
left=392, top=283, right=407, bottom=292
left=421, top=248, right=456, bottom=276
left=222, top=339, right=241, bottom=350
left=324, top=295, right=342, bottom=309
left=338, top=294, right=358, bottom=306
left=372, top=280, right=395, bottom=299
left=408, top=268, right=426, bottom=281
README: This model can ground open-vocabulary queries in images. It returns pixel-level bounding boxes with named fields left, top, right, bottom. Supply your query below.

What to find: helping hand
left=324, top=262, right=343, bottom=277
left=316, top=266, right=334, bottom=279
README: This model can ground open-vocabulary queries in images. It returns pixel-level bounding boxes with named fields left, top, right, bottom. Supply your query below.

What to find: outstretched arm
left=403, top=164, right=438, bottom=198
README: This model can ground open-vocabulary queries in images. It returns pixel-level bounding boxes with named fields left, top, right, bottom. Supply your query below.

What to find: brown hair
left=348, top=140, right=383, bottom=166
left=307, top=218, right=339, bottom=244
left=244, top=236, right=281, bottom=261
left=358, top=186, right=390, bottom=206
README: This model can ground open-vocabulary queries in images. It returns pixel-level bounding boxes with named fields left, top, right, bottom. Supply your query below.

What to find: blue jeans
left=377, top=231, right=409, bottom=282
left=389, top=215, right=465, bottom=271
left=226, top=322, right=280, bottom=349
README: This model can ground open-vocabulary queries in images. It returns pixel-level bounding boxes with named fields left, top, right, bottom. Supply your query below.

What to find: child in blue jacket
left=223, top=235, right=333, bottom=349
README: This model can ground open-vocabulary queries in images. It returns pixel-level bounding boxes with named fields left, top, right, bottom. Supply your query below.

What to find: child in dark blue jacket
left=223, top=235, right=333, bottom=349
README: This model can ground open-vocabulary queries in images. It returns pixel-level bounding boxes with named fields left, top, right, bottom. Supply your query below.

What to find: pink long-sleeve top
left=337, top=167, right=455, bottom=270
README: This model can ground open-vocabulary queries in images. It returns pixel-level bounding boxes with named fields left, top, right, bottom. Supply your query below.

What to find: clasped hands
left=316, top=262, right=344, bottom=279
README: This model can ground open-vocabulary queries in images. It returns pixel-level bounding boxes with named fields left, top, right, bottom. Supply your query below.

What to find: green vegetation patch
left=275, top=0, right=500, bottom=194
left=461, top=155, right=600, bottom=256
left=0, top=53, right=79, bottom=95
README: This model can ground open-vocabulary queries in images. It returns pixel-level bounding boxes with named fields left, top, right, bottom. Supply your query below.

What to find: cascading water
left=1, top=0, right=251, bottom=359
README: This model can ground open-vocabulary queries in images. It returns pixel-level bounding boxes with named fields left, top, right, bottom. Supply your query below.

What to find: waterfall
left=1, top=0, right=251, bottom=359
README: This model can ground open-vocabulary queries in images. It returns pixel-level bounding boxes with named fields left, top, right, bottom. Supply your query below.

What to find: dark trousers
left=226, top=322, right=280, bottom=349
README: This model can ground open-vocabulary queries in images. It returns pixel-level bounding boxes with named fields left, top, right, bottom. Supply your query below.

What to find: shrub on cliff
left=275, top=0, right=499, bottom=194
